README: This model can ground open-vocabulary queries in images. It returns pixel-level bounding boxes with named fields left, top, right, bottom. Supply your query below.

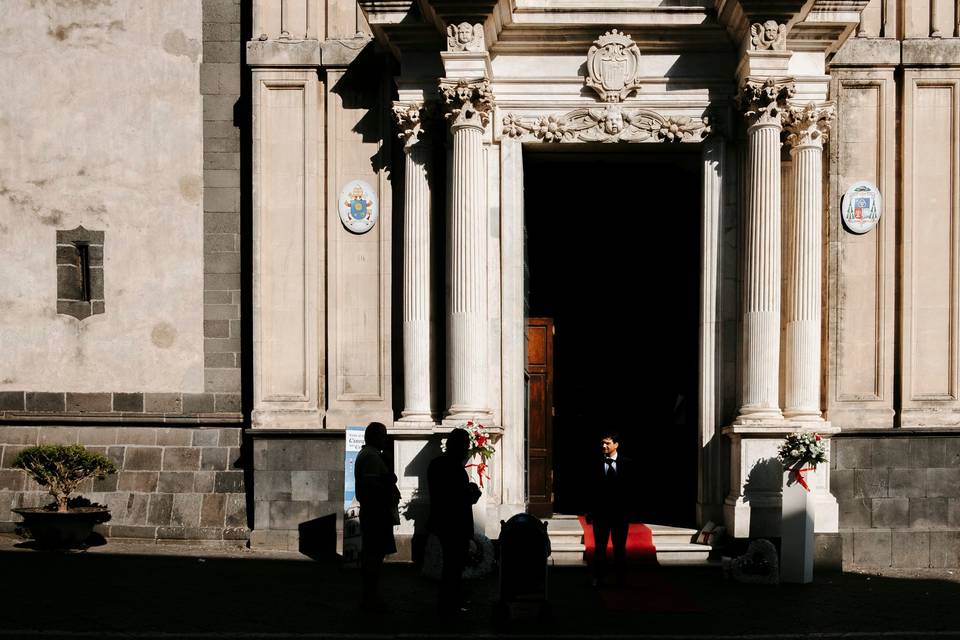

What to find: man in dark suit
left=427, top=428, right=482, bottom=615
left=586, top=430, right=632, bottom=586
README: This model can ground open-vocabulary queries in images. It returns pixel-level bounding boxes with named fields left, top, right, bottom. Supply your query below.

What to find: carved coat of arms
left=585, top=29, right=642, bottom=103
left=841, top=181, right=882, bottom=235
left=339, top=180, right=378, bottom=234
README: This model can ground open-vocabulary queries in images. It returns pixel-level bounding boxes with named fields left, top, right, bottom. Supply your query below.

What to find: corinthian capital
left=439, top=79, right=495, bottom=131
left=393, top=101, right=431, bottom=151
left=784, top=102, right=836, bottom=149
left=738, top=77, right=795, bottom=128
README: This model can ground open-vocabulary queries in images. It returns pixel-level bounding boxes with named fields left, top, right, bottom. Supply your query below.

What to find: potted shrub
left=12, top=444, right=117, bottom=548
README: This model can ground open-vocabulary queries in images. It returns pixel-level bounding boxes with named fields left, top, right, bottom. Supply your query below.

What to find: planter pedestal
left=780, top=468, right=815, bottom=584
left=13, top=507, right=111, bottom=549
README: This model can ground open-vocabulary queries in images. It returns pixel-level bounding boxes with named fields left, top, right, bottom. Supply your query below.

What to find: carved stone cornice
left=393, top=101, right=434, bottom=150
left=439, top=79, right=494, bottom=131
left=584, top=30, right=642, bottom=103
left=738, top=77, right=796, bottom=128
left=784, top=102, right=836, bottom=150
left=750, top=21, right=787, bottom=51
left=500, top=107, right=711, bottom=144
left=446, top=22, right=485, bottom=52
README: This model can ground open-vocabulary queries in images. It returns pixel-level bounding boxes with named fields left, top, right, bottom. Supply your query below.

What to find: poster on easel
left=342, top=425, right=366, bottom=568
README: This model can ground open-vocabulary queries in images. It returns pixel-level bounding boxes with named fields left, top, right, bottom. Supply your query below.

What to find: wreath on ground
left=420, top=532, right=495, bottom=580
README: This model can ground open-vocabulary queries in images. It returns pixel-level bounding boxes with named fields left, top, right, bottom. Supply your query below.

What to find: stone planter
left=13, top=507, right=111, bottom=549
left=780, top=466, right=816, bottom=584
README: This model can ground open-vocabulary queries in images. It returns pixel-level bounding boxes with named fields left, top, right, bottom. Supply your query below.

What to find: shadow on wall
left=298, top=513, right=338, bottom=562
left=402, top=437, right=443, bottom=564
left=742, top=457, right=783, bottom=538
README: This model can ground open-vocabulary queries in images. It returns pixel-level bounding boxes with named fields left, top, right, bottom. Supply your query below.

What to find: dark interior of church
left=524, top=147, right=702, bottom=527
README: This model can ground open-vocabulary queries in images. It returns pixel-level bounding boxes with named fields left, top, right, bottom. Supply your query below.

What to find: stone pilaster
left=394, top=102, right=436, bottom=425
left=736, top=77, right=794, bottom=423
left=784, top=102, right=835, bottom=421
left=440, top=80, right=495, bottom=421
left=697, top=133, right=726, bottom=524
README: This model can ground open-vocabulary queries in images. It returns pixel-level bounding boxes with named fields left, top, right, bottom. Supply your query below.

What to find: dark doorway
left=524, top=147, right=701, bottom=528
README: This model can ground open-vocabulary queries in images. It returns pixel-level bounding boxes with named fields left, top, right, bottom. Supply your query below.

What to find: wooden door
left=526, top=317, right=554, bottom=517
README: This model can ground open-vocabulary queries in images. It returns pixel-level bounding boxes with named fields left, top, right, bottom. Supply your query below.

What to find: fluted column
left=783, top=102, right=834, bottom=421
left=737, top=78, right=795, bottom=422
left=394, top=103, right=435, bottom=423
left=440, top=79, right=495, bottom=420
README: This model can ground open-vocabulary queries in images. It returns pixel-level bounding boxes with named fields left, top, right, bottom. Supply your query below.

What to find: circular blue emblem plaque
left=339, top=180, right=378, bottom=234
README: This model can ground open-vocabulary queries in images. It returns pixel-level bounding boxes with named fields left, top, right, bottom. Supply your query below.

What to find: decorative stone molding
left=738, top=77, right=795, bottom=128
left=750, top=21, right=787, bottom=51
left=784, top=102, right=836, bottom=149
left=501, top=107, right=711, bottom=144
left=446, top=22, right=485, bottom=52
left=439, top=79, right=494, bottom=130
left=585, top=29, right=642, bottom=103
left=393, top=101, right=432, bottom=150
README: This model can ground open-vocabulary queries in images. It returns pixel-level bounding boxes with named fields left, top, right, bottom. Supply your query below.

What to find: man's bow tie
left=605, top=457, right=615, bottom=465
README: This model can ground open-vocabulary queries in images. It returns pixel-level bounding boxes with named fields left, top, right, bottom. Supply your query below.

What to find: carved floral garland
left=501, top=107, right=711, bottom=143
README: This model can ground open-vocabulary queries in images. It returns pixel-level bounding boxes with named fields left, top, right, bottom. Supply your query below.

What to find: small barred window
left=56, top=226, right=104, bottom=320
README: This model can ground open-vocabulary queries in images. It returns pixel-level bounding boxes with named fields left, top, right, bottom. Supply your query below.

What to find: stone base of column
left=722, top=421, right=839, bottom=538
left=732, top=409, right=784, bottom=425
left=442, top=410, right=493, bottom=425
left=782, top=410, right=825, bottom=422
left=395, top=411, right=437, bottom=428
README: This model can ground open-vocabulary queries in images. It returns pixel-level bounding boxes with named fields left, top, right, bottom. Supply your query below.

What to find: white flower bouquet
left=777, top=432, right=827, bottom=468
left=777, top=432, right=827, bottom=491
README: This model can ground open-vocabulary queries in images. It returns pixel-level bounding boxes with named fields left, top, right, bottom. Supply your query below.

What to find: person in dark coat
left=585, top=430, right=633, bottom=586
left=355, top=422, right=401, bottom=610
left=427, top=428, right=481, bottom=615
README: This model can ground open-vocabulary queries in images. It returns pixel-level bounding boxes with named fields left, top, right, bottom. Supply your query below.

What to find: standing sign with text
left=342, top=426, right=366, bottom=568
left=841, top=181, right=882, bottom=235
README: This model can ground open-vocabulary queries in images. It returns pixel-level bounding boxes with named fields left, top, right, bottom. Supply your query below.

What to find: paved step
left=649, top=524, right=699, bottom=546
left=549, top=542, right=588, bottom=566
left=654, top=542, right=712, bottom=564
left=542, top=516, right=711, bottom=566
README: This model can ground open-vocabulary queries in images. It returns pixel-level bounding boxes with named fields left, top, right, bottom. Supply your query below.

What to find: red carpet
left=578, top=516, right=657, bottom=565
left=578, top=516, right=699, bottom=613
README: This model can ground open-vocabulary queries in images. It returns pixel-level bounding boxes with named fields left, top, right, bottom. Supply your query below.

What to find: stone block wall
left=249, top=436, right=345, bottom=551
left=833, top=435, right=960, bottom=568
left=201, top=0, right=243, bottom=395
left=0, top=425, right=248, bottom=542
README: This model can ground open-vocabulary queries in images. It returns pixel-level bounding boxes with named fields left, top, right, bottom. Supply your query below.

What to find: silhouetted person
left=355, top=422, right=401, bottom=611
left=427, top=428, right=481, bottom=615
left=585, top=430, right=633, bottom=586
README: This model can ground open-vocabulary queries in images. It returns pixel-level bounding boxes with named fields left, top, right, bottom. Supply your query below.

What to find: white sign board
left=841, top=181, right=882, bottom=235
left=342, top=425, right=366, bottom=567
left=339, top=180, right=378, bottom=234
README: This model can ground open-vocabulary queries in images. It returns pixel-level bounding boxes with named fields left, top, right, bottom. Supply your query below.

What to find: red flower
left=476, top=435, right=486, bottom=446
left=815, top=434, right=822, bottom=442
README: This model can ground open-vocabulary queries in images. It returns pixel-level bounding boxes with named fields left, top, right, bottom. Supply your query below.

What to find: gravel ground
left=2, top=534, right=959, bottom=639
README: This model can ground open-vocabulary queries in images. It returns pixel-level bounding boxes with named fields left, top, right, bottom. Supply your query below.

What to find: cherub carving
left=446, top=22, right=484, bottom=52
left=750, top=20, right=787, bottom=51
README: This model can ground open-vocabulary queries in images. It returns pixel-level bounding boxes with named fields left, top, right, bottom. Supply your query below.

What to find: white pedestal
left=780, top=468, right=815, bottom=584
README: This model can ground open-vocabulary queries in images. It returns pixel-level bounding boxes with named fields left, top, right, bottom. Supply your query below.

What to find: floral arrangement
left=777, top=432, right=827, bottom=491
left=464, top=421, right=495, bottom=488
left=465, top=421, right=495, bottom=460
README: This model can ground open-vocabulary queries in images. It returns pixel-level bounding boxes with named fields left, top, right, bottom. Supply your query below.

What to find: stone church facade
left=1, top=0, right=959, bottom=568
